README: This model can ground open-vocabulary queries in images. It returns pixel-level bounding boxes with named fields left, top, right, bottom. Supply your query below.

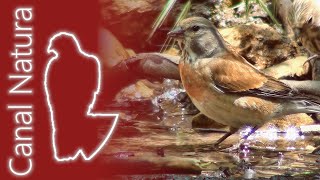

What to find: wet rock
left=219, top=166, right=232, bottom=178
left=153, top=79, right=199, bottom=116
left=115, top=80, right=158, bottom=101
left=118, top=112, right=138, bottom=121
left=156, top=147, right=165, bottom=157
left=192, top=113, right=314, bottom=133
left=114, top=151, right=135, bottom=159
left=104, top=100, right=156, bottom=113
left=246, top=114, right=314, bottom=150
left=270, top=175, right=292, bottom=180
left=264, top=114, right=314, bottom=130
left=182, top=152, right=197, bottom=156
left=244, top=168, right=256, bottom=179
left=201, top=170, right=228, bottom=178
left=176, top=92, right=188, bottom=102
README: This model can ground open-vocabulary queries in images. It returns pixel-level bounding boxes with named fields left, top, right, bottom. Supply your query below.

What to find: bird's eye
left=307, top=17, right=313, bottom=24
left=192, top=25, right=200, bottom=32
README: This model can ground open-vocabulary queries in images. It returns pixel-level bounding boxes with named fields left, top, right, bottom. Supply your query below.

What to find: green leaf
left=255, top=0, right=282, bottom=28
left=245, top=0, right=251, bottom=17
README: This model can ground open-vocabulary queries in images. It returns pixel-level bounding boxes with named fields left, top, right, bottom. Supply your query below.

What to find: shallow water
left=99, top=85, right=320, bottom=179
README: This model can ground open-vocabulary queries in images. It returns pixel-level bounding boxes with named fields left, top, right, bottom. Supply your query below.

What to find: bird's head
left=168, top=17, right=226, bottom=62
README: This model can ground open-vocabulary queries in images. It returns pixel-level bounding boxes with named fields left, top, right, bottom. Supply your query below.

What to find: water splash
left=265, top=126, right=278, bottom=141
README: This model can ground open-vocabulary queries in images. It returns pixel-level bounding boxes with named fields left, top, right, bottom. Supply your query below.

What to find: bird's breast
left=179, top=62, right=212, bottom=100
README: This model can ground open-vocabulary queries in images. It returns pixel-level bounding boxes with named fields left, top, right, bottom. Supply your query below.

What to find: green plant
left=244, top=0, right=282, bottom=28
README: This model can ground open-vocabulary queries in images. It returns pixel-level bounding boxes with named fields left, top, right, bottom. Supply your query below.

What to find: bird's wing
left=209, top=52, right=296, bottom=99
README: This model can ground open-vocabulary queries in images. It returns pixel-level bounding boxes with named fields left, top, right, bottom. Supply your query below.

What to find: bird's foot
left=212, top=142, right=233, bottom=151
left=304, top=54, right=320, bottom=66
left=212, top=142, right=222, bottom=151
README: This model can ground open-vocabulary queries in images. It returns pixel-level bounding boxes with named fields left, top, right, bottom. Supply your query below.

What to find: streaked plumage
left=168, top=17, right=320, bottom=146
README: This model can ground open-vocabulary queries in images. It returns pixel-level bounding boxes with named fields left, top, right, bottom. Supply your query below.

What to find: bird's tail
left=291, top=100, right=320, bottom=114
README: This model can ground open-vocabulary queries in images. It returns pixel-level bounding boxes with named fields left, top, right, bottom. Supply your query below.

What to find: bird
left=288, top=0, right=320, bottom=58
left=167, top=17, right=320, bottom=147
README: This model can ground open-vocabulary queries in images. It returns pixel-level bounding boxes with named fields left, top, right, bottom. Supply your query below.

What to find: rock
left=186, top=0, right=215, bottom=19
left=263, top=56, right=309, bottom=79
left=163, top=47, right=180, bottom=57
left=126, top=48, right=136, bottom=57
left=243, top=168, right=256, bottom=179
left=312, top=146, right=320, bottom=154
left=100, top=0, right=164, bottom=16
left=220, top=24, right=302, bottom=69
left=211, top=1, right=266, bottom=28
left=192, top=113, right=227, bottom=129
left=247, top=114, right=315, bottom=150
left=99, top=0, right=168, bottom=52
left=182, top=152, right=197, bottom=156
left=115, top=80, right=157, bottom=101
left=263, top=114, right=314, bottom=130
left=113, top=151, right=135, bottom=159
left=118, top=112, right=138, bottom=121
left=156, top=147, right=165, bottom=157
left=310, top=57, right=320, bottom=81
left=100, top=0, right=258, bottom=51
left=272, top=0, right=294, bottom=36
left=192, top=113, right=314, bottom=147
left=99, top=27, right=131, bottom=68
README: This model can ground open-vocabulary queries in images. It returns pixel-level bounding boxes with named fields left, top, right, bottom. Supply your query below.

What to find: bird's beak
left=168, top=27, right=185, bottom=38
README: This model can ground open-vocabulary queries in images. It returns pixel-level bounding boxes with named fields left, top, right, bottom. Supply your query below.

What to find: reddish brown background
left=0, top=0, right=119, bottom=179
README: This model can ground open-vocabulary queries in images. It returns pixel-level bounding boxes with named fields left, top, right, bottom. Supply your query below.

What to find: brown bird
left=168, top=17, right=320, bottom=147
left=288, top=0, right=320, bottom=57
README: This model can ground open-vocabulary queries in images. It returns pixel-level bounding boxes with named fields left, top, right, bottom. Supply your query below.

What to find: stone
left=99, top=27, right=131, bottom=68
left=220, top=24, right=303, bottom=69
left=99, top=0, right=167, bottom=52
left=264, top=113, right=314, bottom=130
left=115, top=80, right=157, bottom=101
left=192, top=113, right=227, bottom=129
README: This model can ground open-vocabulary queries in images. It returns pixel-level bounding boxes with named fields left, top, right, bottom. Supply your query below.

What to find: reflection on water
left=100, top=81, right=320, bottom=179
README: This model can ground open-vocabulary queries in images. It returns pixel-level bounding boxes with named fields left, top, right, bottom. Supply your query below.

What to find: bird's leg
left=221, top=126, right=259, bottom=152
left=242, top=126, right=259, bottom=140
left=213, top=127, right=238, bottom=148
